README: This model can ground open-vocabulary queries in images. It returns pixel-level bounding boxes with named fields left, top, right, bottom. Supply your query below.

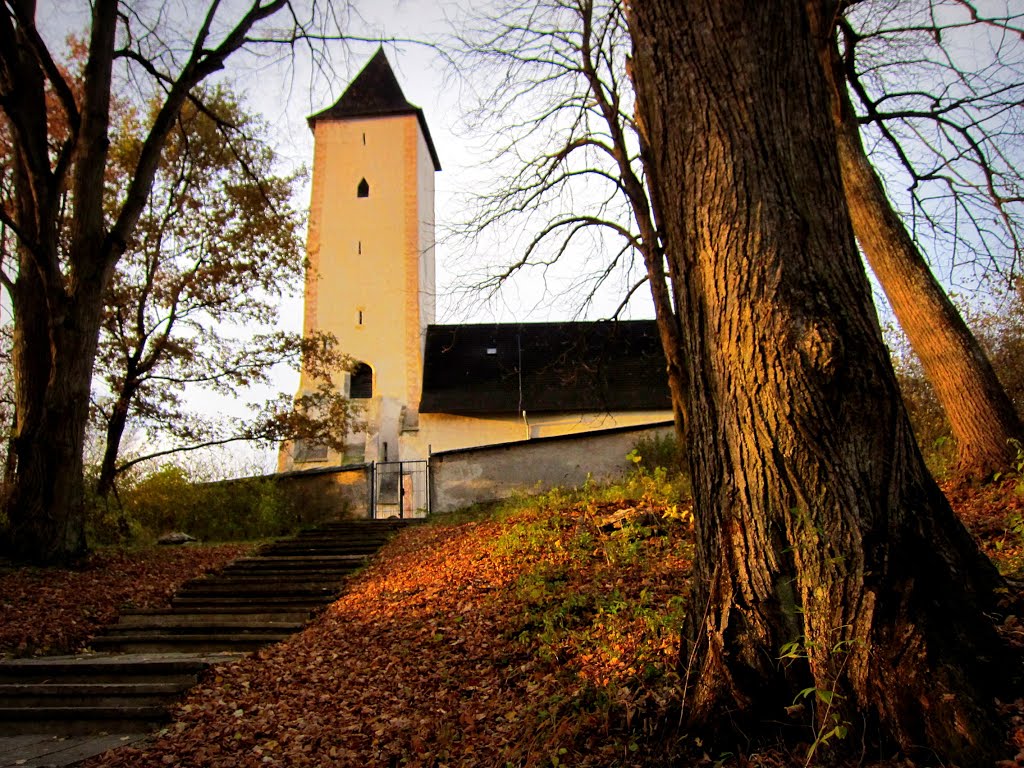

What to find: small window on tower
left=357, top=178, right=369, bottom=198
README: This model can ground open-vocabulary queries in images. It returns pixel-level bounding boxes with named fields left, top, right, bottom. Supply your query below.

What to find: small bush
left=626, top=432, right=690, bottom=504
left=630, top=432, right=685, bottom=476
left=892, top=362, right=957, bottom=478
left=87, top=463, right=299, bottom=544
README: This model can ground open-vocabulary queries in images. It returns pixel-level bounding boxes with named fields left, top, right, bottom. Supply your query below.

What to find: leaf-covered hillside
left=78, top=478, right=1024, bottom=766
left=91, top=484, right=695, bottom=767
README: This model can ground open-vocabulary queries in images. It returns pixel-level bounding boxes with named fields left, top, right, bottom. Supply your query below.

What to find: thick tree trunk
left=5, top=263, right=104, bottom=564
left=628, top=0, right=1012, bottom=762
left=821, top=40, right=1023, bottom=481
left=0, top=0, right=119, bottom=564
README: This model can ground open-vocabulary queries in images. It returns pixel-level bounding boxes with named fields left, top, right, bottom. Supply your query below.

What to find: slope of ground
left=0, top=475, right=1013, bottom=766
left=74, top=476, right=1024, bottom=768
left=0, top=543, right=253, bottom=657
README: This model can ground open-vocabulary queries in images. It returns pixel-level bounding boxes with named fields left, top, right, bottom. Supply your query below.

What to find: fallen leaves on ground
left=944, top=476, right=1024, bottom=579
left=21, top=481, right=1020, bottom=767
left=90, top=498, right=694, bottom=768
left=0, top=543, right=253, bottom=656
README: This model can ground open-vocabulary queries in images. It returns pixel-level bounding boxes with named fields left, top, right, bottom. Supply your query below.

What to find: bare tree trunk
left=628, top=0, right=1011, bottom=762
left=820, top=34, right=1023, bottom=481
left=95, top=385, right=135, bottom=500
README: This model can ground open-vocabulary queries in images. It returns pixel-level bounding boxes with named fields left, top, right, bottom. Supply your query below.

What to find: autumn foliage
left=47, top=479, right=1018, bottom=767
left=0, top=543, right=252, bottom=657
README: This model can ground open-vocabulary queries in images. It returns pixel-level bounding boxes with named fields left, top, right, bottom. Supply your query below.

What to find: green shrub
left=892, top=361, right=957, bottom=478
left=87, top=462, right=299, bottom=544
left=626, top=432, right=690, bottom=504
left=629, top=432, right=685, bottom=476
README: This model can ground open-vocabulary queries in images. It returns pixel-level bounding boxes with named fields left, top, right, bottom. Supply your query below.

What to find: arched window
left=350, top=362, right=373, bottom=398
left=357, top=178, right=369, bottom=198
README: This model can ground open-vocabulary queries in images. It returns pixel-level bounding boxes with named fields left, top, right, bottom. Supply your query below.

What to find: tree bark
left=628, top=0, right=1012, bottom=762
left=0, top=1, right=117, bottom=564
left=819, top=30, right=1023, bottom=481
left=95, top=385, right=136, bottom=500
left=6, top=266, right=103, bottom=563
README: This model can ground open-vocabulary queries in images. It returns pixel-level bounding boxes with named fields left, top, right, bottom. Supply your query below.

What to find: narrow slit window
left=358, top=240, right=362, bottom=254
left=357, top=178, right=369, bottom=198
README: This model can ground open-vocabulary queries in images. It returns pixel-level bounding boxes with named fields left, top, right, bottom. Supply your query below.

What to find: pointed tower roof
left=309, top=47, right=441, bottom=171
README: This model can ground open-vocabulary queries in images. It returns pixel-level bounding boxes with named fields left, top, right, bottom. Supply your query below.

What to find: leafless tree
left=824, top=0, right=1024, bottom=478
left=451, top=0, right=686, bottom=435
left=455, top=0, right=1024, bottom=480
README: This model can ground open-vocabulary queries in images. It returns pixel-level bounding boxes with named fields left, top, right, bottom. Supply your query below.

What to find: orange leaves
left=10, top=482, right=1022, bottom=766
left=77, top=497, right=697, bottom=766
left=0, top=544, right=253, bottom=656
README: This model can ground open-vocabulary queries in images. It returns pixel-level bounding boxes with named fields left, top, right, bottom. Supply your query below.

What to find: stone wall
left=275, top=464, right=372, bottom=521
left=428, top=421, right=675, bottom=514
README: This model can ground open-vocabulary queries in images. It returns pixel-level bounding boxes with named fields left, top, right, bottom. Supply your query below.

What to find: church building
left=279, top=49, right=672, bottom=479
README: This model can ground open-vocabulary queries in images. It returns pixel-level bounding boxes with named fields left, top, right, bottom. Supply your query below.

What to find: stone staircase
left=0, top=520, right=414, bottom=739
left=0, top=653, right=239, bottom=737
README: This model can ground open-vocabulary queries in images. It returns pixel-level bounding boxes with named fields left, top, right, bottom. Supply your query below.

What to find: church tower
left=284, top=48, right=441, bottom=469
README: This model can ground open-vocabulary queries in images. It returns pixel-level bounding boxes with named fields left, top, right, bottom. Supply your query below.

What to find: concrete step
left=0, top=521, right=404, bottom=739
left=287, top=535, right=390, bottom=544
left=89, top=633, right=290, bottom=654
left=309, top=521, right=413, bottom=530
left=0, top=682, right=185, bottom=708
left=104, top=620, right=303, bottom=635
left=170, top=595, right=332, bottom=610
left=227, top=555, right=368, bottom=565
left=0, top=653, right=235, bottom=736
left=226, top=554, right=367, bottom=564
left=0, top=706, right=168, bottom=736
left=303, top=533, right=391, bottom=538
left=183, top=579, right=350, bottom=591
left=256, top=546, right=380, bottom=556
left=176, top=581, right=341, bottom=596
left=0, top=654, right=232, bottom=685
left=116, top=612, right=309, bottom=627
left=215, top=570, right=357, bottom=580
left=120, top=605, right=313, bottom=618
left=194, top=572, right=354, bottom=584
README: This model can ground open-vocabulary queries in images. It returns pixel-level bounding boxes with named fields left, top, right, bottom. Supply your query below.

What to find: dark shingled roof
left=308, top=48, right=442, bottom=171
left=420, top=321, right=671, bottom=414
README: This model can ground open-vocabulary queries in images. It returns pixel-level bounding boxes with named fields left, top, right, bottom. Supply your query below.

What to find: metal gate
left=371, top=460, right=429, bottom=519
